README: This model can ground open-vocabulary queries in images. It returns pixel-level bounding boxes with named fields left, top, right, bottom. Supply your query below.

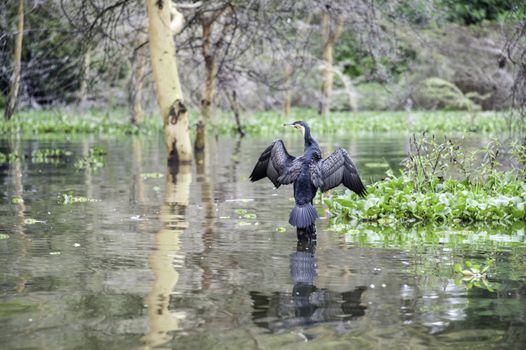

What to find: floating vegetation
left=237, top=221, right=252, bottom=226
left=234, top=209, right=248, bottom=216
left=275, top=226, right=287, bottom=233
left=326, top=172, right=526, bottom=226
left=0, top=152, right=18, bottom=163
left=58, top=192, right=98, bottom=204
left=210, top=109, right=511, bottom=135
left=31, top=149, right=72, bottom=163
left=141, top=172, right=164, bottom=179
left=74, top=147, right=106, bottom=170
left=23, top=218, right=45, bottom=225
left=234, top=209, right=257, bottom=220
left=11, top=197, right=24, bottom=204
left=0, top=108, right=512, bottom=136
left=454, top=260, right=497, bottom=292
left=327, top=136, right=526, bottom=227
left=0, top=108, right=161, bottom=135
left=0, top=234, right=10, bottom=240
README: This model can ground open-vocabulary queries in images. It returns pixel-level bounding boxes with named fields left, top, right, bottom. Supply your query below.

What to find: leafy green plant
left=58, top=192, right=98, bottom=204
left=31, top=148, right=73, bottom=164
left=0, top=152, right=18, bottom=163
left=141, top=172, right=164, bottom=180
left=74, top=147, right=107, bottom=170
left=327, top=136, right=526, bottom=226
left=454, top=259, right=496, bottom=292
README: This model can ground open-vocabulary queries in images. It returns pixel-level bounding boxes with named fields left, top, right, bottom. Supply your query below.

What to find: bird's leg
left=307, top=223, right=317, bottom=241
left=296, top=227, right=308, bottom=241
left=296, top=223, right=317, bottom=241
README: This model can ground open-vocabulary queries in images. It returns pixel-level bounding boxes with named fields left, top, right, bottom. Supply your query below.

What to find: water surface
left=0, top=133, right=525, bottom=349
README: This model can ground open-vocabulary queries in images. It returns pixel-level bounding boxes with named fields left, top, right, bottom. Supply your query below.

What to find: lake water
left=1, top=133, right=525, bottom=349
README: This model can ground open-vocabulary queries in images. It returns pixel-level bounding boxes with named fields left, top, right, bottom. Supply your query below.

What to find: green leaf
left=235, top=209, right=248, bottom=215
left=11, top=197, right=24, bottom=204
left=454, top=263, right=462, bottom=273
left=0, top=234, right=10, bottom=240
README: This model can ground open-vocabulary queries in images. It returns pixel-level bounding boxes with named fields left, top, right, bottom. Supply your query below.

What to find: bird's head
left=284, top=121, right=310, bottom=137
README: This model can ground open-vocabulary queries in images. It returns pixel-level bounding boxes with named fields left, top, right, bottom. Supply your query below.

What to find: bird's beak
left=283, top=123, right=295, bottom=128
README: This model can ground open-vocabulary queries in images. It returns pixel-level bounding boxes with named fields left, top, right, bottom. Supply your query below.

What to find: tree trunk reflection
left=142, top=164, right=192, bottom=348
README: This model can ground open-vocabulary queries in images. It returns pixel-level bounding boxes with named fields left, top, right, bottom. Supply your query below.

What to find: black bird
left=250, top=121, right=366, bottom=240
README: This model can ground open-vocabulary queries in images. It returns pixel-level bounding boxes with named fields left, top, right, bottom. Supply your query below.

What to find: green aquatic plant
left=0, top=152, right=18, bottom=163
left=326, top=171, right=526, bottom=226
left=31, top=148, right=73, bottom=164
left=74, top=147, right=107, bottom=170
left=210, top=109, right=512, bottom=135
left=11, top=197, right=24, bottom=204
left=58, top=192, right=98, bottom=204
left=23, top=218, right=45, bottom=225
left=141, top=172, right=164, bottom=179
left=327, top=136, right=526, bottom=226
left=0, top=108, right=516, bottom=136
left=0, top=109, right=161, bottom=135
left=454, top=259, right=496, bottom=292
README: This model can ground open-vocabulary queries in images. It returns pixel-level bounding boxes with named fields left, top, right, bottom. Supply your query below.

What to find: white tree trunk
left=146, top=0, right=192, bottom=163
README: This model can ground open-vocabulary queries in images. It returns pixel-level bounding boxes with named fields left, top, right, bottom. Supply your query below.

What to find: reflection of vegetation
left=0, top=300, right=36, bottom=318
left=74, top=147, right=107, bottom=170
left=327, top=136, right=526, bottom=225
left=330, top=223, right=526, bottom=248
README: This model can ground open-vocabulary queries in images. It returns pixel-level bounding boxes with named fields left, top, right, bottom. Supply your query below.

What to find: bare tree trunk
left=4, top=0, right=24, bottom=121
left=146, top=0, right=192, bottom=163
left=283, top=63, right=292, bottom=117
left=195, top=18, right=218, bottom=152
left=128, top=48, right=146, bottom=124
left=320, top=12, right=343, bottom=118
left=226, top=90, right=244, bottom=137
left=78, top=48, right=91, bottom=107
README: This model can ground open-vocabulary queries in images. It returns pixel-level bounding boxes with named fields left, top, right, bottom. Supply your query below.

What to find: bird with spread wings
left=250, top=121, right=366, bottom=241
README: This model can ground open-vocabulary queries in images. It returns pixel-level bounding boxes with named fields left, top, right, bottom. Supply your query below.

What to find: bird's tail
left=289, top=204, right=318, bottom=228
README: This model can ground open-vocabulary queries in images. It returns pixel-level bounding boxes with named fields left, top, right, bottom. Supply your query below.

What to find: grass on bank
left=0, top=107, right=518, bottom=135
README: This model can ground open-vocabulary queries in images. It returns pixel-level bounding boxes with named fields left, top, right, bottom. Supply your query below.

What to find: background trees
left=0, top=0, right=524, bottom=121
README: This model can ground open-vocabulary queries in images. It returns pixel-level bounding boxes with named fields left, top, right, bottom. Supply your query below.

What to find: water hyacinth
left=326, top=171, right=526, bottom=226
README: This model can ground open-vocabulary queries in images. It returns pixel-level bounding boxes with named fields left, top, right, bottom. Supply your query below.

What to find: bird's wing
left=249, top=140, right=296, bottom=188
left=319, top=148, right=366, bottom=196
left=278, top=157, right=304, bottom=185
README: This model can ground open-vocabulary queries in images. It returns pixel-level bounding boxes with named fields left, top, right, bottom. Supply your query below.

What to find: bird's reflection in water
left=250, top=241, right=367, bottom=333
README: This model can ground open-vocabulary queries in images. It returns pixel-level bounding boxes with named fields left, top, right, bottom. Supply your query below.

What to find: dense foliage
left=326, top=136, right=526, bottom=226
left=0, top=108, right=513, bottom=135
left=326, top=171, right=526, bottom=226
